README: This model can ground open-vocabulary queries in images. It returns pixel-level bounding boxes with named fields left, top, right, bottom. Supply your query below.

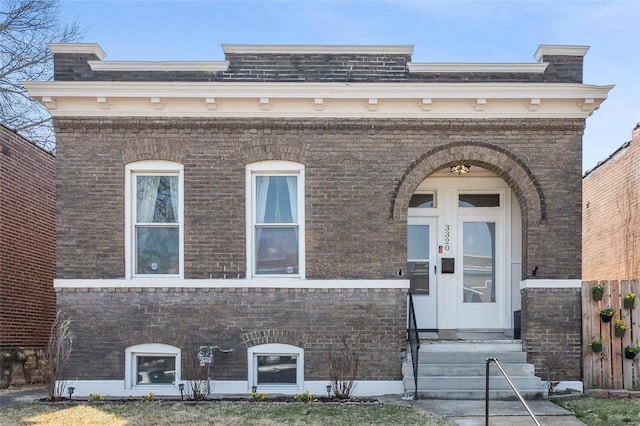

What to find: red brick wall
left=0, top=125, right=56, bottom=346
left=583, top=125, right=640, bottom=280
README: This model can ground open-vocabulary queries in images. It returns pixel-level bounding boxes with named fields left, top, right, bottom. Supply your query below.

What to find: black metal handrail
left=485, top=357, right=541, bottom=426
left=407, top=292, right=420, bottom=399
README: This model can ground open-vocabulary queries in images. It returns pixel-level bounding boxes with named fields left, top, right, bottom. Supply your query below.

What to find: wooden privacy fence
left=583, top=280, right=640, bottom=390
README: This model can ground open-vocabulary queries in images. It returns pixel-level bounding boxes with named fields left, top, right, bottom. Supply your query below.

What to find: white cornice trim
left=408, top=63, right=548, bottom=73
left=54, top=278, right=410, bottom=289
left=534, top=45, right=589, bottom=61
left=23, top=81, right=613, bottom=99
left=48, top=43, right=106, bottom=59
left=88, top=60, right=230, bottom=72
left=222, top=44, right=414, bottom=55
left=23, top=81, right=613, bottom=119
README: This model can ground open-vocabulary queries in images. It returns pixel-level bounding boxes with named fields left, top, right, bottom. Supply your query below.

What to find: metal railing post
left=485, top=357, right=541, bottom=426
left=485, top=360, right=490, bottom=426
left=407, top=293, right=420, bottom=399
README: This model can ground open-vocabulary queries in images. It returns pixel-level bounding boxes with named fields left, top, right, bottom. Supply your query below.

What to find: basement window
left=125, top=343, right=181, bottom=389
left=247, top=343, right=303, bottom=392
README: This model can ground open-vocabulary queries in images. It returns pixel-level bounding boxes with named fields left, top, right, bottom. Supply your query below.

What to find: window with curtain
left=134, top=174, right=180, bottom=275
left=247, top=161, right=304, bottom=278
left=255, top=175, right=299, bottom=275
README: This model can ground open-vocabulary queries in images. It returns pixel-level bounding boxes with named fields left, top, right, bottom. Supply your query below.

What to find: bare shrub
left=41, top=311, right=73, bottom=401
left=328, top=335, right=359, bottom=399
left=182, top=340, right=209, bottom=401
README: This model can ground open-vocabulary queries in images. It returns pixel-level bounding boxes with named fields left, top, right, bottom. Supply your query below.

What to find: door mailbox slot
left=441, top=258, right=455, bottom=274
left=409, top=262, right=430, bottom=294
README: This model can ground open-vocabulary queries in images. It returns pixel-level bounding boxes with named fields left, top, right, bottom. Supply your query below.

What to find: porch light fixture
left=450, top=164, right=470, bottom=175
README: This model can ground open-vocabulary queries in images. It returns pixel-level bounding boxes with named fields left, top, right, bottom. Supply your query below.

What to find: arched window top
left=126, top=160, right=183, bottom=172
left=249, top=343, right=301, bottom=352
left=246, top=160, right=304, bottom=172
left=126, top=343, right=180, bottom=353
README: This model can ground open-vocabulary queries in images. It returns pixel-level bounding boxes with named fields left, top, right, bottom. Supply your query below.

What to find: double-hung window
left=246, top=161, right=305, bottom=278
left=125, top=161, right=183, bottom=278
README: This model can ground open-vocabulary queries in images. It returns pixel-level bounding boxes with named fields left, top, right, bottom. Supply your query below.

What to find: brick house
left=0, top=124, right=56, bottom=388
left=583, top=124, right=640, bottom=281
left=24, top=42, right=612, bottom=398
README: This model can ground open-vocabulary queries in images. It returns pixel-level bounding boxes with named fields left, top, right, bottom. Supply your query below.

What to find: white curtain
left=137, top=176, right=160, bottom=223
left=254, top=176, right=270, bottom=271
left=286, top=176, right=297, bottom=222
left=169, top=176, right=178, bottom=222
left=256, top=176, right=270, bottom=223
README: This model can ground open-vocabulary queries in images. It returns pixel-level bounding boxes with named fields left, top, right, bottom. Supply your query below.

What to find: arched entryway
left=407, top=166, right=519, bottom=333
left=394, top=142, right=545, bottom=336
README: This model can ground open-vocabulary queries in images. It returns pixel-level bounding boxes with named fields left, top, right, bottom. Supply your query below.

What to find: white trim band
left=58, top=379, right=404, bottom=397
left=519, top=279, right=582, bottom=289
left=54, top=278, right=410, bottom=289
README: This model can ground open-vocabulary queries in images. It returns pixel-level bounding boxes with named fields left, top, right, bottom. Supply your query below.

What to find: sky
left=59, top=0, right=640, bottom=173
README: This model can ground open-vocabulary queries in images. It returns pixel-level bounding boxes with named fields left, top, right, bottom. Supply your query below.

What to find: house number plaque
left=443, top=224, right=451, bottom=252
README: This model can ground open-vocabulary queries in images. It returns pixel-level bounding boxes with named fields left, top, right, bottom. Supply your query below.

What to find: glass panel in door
left=407, top=218, right=437, bottom=329
left=462, top=221, right=495, bottom=303
left=458, top=218, right=504, bottom=329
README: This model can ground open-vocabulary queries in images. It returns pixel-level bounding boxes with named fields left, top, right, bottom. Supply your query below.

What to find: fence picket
left=631, top=280, right=640, bottom=391
left=611, top=281, right=624, bottom=389
left=583, top=281, right=595, bottom=389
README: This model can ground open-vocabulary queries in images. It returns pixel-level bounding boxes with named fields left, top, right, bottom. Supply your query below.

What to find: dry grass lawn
left=2, top=401, right=454, bottom=425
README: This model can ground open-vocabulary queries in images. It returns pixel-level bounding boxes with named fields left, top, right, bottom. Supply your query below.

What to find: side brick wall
left=0, top=126, right=56, bottom=346
left=583, top=126, right=640, bottom=280
left=55, top=287, right=407, bottom=381
left=520, top=287, right=583, bottom=381
left=0, top=126, right=56, bottom=388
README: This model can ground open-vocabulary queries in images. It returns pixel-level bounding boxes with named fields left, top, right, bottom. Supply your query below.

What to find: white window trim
left=124, top=343, right=181, bottom=390
left=245, top=161, right=305, bottom=279
left=247, top=343, right=304, bottom=393
left=125, top=160, right=184, bottom=279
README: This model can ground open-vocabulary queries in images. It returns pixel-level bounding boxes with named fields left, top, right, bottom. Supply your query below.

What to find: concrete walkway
left=379, top=396, right=585, bottom=425
left=0, top=385, right=47, bottom=410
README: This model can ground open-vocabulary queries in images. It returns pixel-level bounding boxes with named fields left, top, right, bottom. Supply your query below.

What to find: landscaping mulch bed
left=39, top=396, right=380, bottom=404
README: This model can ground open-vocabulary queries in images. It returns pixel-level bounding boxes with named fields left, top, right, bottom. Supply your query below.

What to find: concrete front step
left=419, top=340, right=524, bottom=353
left=403, top=339, right=546, bottom=400
left=404, top=375, right=544, bottom=391
left=402, top=362, right=535, bottom=377
left=409, top=351, right=528, bottom=364
left=404, top=377, right=548, bottom=400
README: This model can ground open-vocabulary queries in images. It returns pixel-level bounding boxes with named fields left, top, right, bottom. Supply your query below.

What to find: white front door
left=408, top=172, right=510, bottom=331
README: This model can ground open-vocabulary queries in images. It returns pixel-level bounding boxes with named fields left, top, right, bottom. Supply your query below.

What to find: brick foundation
left=56, top=286, right=407, bottom=382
